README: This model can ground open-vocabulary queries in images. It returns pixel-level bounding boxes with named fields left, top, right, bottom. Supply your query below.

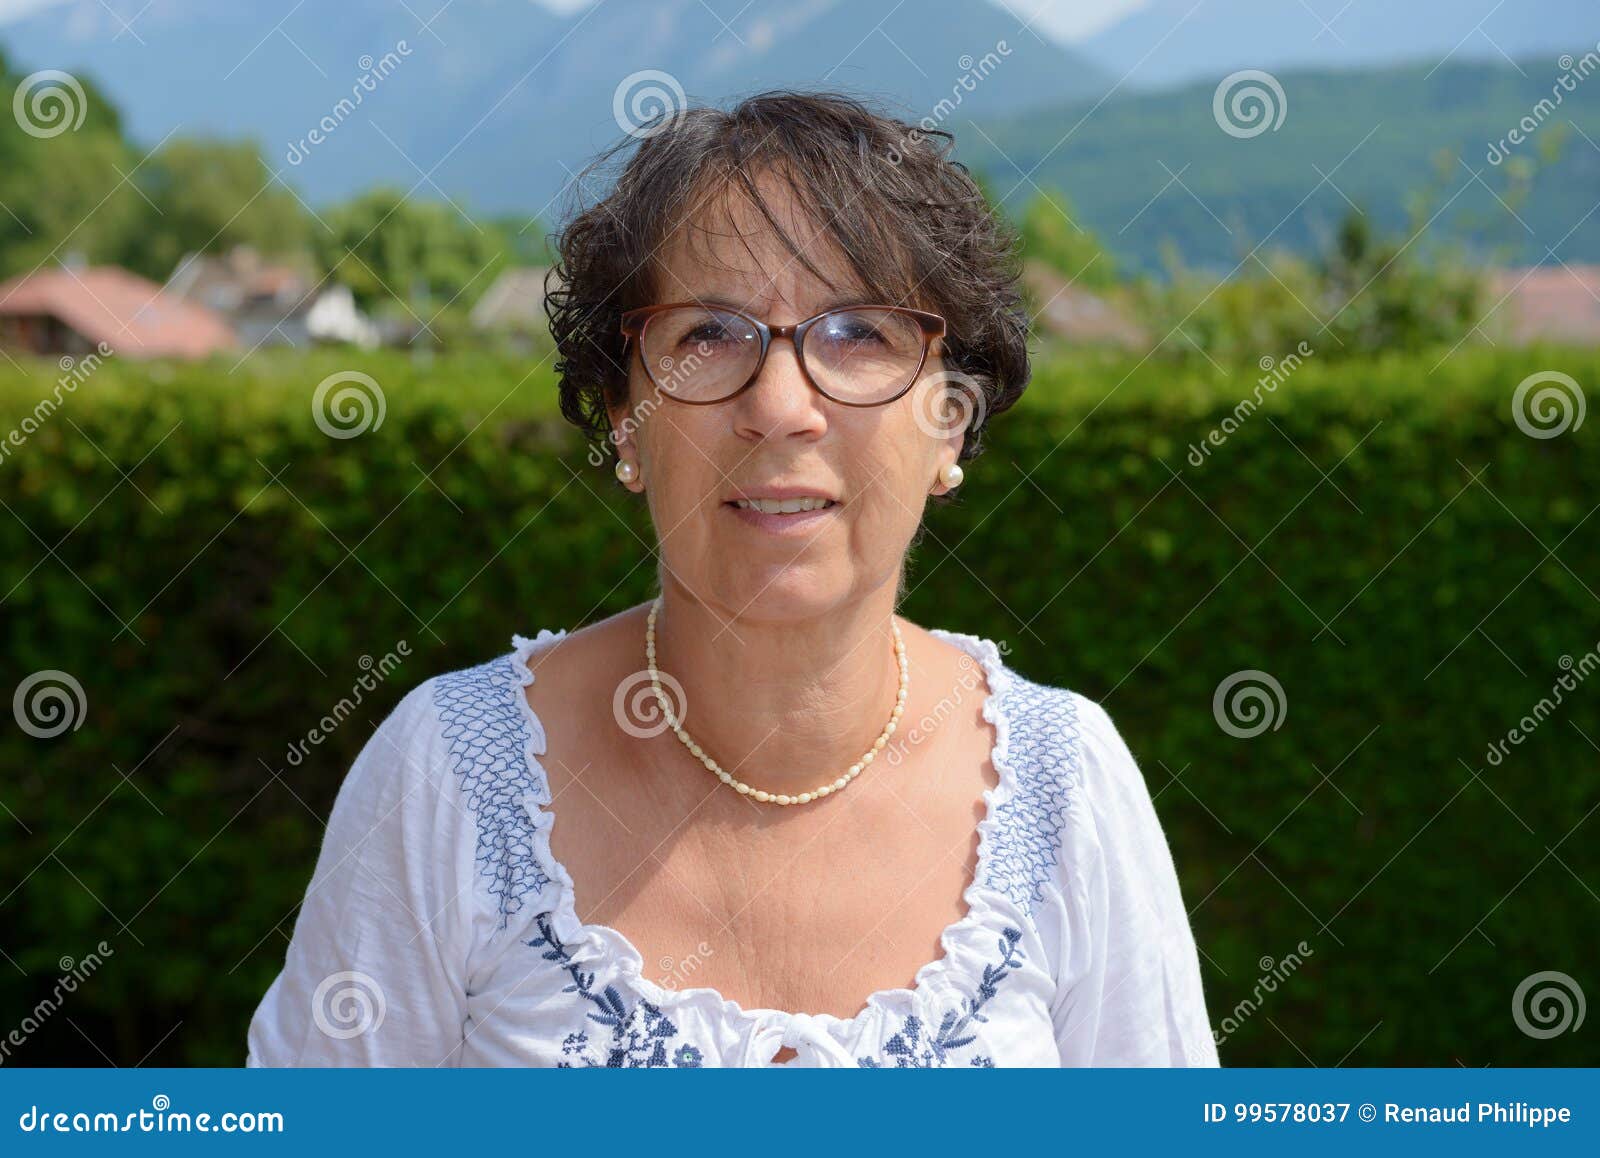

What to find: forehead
left=648, top=169, right=874, bottom=314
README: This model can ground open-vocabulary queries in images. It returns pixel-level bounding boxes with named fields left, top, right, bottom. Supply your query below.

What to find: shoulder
left=429, top=634, right=547, bottom=775
left=317, top=636, right=562, bottom=922
left=423, top=633, right=569, bottom=925
left=1001, top=668, right=1164, bottom=862
left=979, top=650, right=1165, bottom=909
left=1016, top=678, right=1193, bottom=957
left=932, top=632, right=1089, bottom=915
left=990, top=650, right=1151, bottom=820
left=344, top=642, right=527, bottom=795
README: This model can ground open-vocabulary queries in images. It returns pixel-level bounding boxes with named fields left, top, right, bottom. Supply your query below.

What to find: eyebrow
left=689, top=293, right=875, bottom=316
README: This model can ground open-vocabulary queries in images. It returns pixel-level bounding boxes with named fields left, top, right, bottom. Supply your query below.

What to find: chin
left=707, top=566, right=849, bottom=623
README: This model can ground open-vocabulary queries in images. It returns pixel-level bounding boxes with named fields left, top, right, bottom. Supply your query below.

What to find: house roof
left=1021, top=260, right=1147, bottom=348
left=0, top=265, right=237, bottom=359
left=470, top=266, right=556, bottom=330
left=165, top=246, right=316, bottom=313
left=1487, top=265, right=1600, bottom=345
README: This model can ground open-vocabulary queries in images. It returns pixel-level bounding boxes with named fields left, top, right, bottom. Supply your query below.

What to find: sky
left=533, top=0, right=1153, bottom=41
left=0, top=0, right=1153, bottom=43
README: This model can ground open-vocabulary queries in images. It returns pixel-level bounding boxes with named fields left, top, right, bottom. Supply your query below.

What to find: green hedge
left=2, top=345, right=1596, bottom=1065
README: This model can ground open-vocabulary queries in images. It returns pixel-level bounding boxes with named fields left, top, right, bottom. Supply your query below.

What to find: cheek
left=637, top=408, right=723, bottom=512
left=884, top=403, right=941, bottom=481
left=851, top=417, right=936, bottom=526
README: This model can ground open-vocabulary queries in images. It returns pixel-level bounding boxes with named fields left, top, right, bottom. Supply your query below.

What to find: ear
left=604, top=377, right=640, bottom=454
left=929, top=371, right=973, bottom=496
left=604, top=390, right=647, bottom=493
left=930, top=434, right=966, bottom=496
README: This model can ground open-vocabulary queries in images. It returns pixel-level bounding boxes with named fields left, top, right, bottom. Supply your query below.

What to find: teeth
left=734, top=497, right=834, bottom=514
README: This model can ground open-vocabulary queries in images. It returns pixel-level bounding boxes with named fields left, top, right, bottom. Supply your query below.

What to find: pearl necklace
left=645, top=595, right=908, bottom=805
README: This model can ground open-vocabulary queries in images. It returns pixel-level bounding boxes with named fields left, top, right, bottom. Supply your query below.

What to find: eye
left=684, top=320, right=740, bottom=345
left=826, top=316, right=885, bottom=344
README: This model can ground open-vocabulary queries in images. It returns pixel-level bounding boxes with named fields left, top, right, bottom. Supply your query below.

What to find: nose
left=730, top=330, right=827, bottom=443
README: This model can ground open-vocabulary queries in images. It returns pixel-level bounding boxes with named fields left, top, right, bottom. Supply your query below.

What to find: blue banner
left=1, top=1069, right=1595, bottom=1154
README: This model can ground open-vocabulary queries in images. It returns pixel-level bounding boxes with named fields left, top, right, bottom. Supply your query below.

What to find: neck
left=644, top=580, right=905, bottom=798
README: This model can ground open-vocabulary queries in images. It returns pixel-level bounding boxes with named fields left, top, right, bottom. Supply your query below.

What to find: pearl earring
left=938, top=462, right=964, bottom=490
left=615, top=459, right=638, bottom=485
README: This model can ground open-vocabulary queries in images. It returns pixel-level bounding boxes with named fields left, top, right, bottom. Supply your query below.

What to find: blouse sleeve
left=245, top=679, right=474, bottom=1066
left=1049, top=694, right=1220, bottom=1066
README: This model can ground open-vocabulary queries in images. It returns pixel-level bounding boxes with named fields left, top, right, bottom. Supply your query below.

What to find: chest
left=541, top=713, right=998, bottom=1022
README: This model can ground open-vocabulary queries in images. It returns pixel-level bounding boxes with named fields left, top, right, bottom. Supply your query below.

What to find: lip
left=722, top=486, right=841, bottom=534
left=724, top=502, right=840, bottom=534
left=723, top=484, right=838, bottom=504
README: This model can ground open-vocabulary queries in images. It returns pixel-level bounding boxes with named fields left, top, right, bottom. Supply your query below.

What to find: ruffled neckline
left=505, top=619, right=1022, bottom=1045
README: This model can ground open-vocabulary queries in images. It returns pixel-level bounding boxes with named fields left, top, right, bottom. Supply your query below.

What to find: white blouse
left=246, top=626, right=1220, bottom=1068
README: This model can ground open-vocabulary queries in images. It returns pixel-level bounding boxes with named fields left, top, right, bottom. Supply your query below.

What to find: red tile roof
left=1022, top=259, right=1147, bottom=348
left=0, top=265, right=237, bottom=359
left=1487, top=265, right=1600, bottom=345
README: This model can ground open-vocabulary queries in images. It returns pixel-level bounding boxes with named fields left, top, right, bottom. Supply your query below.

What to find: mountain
left=8, top=1, right=1596, bottom=274
left=963, top=58, right=1600, bottom=274
left=1086, top=0, right=1599, bottom=89
left=0, top=0, right=1111, bottom=215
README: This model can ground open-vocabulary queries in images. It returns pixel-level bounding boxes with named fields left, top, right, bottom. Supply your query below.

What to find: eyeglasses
left=620, top=302, right=946, bottom=407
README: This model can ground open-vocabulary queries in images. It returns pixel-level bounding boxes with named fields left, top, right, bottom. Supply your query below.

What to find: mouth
left=725, top=496, right=839, bottom=515
left=722, top=489, right=841, bottom=532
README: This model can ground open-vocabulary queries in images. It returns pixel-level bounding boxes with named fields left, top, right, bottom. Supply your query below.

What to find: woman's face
left=607, top=177, right=966, bottom=624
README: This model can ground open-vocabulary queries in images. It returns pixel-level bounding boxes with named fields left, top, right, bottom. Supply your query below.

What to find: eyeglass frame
left=619, top=301, right=947, bottom=408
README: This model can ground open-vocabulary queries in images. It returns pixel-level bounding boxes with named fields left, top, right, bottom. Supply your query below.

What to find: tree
left=1314, top=204, right=1483, bottom=355
left=312, top=188, right=509, bottom=317
left=120, top=138, right=312, bottom=280
left=0, top=49, right=146, bottom=278
left=1018, top=185, right=1119, bottom=291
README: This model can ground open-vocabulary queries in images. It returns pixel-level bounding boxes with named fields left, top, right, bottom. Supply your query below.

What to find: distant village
left=0, top=249, right=1596, bottom=362
left=0, top=248, right=559, bottom=361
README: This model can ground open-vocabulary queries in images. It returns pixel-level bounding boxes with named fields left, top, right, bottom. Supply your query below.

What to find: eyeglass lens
left=638, top=306, right=926, bottom=404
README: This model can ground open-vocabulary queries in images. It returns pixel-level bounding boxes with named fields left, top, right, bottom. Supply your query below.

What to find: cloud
left=989, top=0, right=1153, bottom=42
left=521, top=0, right=1152, bottom=42
left=0, top=0, right=1152, bottom=43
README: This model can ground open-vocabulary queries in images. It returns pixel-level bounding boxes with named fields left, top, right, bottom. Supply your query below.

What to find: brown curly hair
left=544, top=89, right=1031, bottom=486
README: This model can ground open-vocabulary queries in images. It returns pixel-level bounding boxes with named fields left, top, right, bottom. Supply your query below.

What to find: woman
left=246, top=91, right=1217, bottom=1068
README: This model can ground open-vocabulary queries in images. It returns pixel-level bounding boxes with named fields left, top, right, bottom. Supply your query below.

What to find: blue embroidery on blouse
left=529, top=912, right=704, bottom=1068
left=434, top=643, right=1079, bottom=933
left=433, top=656, right=553, bottom=926
left=431, top=639, right=1083, bottom=1065
left=981, top=678, right=1082, bottom=915
left=858, top=926, right=1026, bottom=1068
